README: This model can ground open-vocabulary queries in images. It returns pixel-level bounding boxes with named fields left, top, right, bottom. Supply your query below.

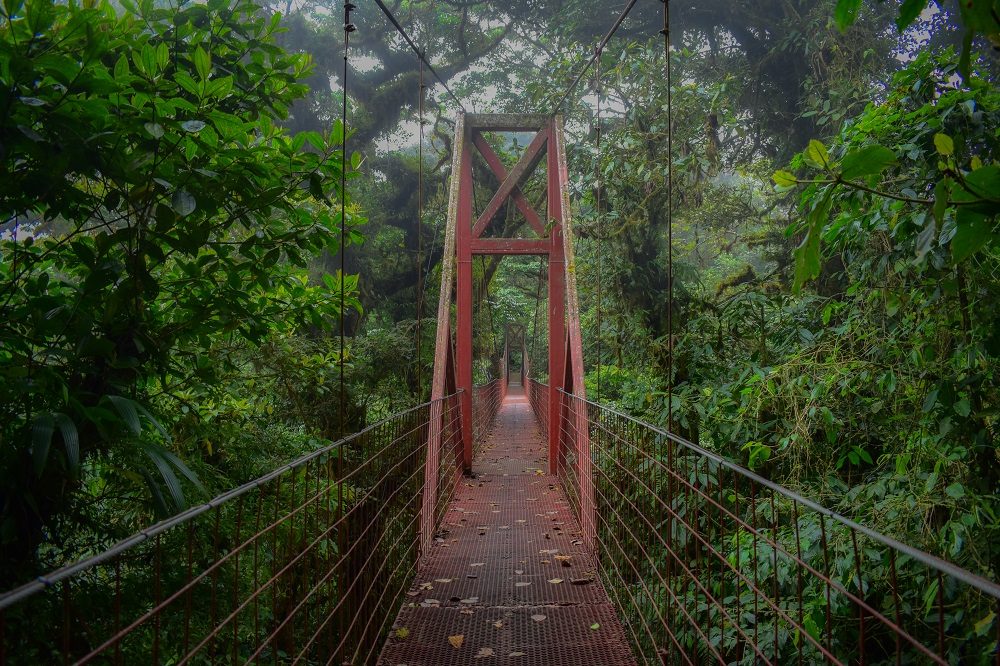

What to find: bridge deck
left=379, top=385, right=635, bottom=665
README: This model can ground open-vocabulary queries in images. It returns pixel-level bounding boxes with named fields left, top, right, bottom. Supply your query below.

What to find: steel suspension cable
left=372, top=0, right=468, bottom=111
left=594, top=45, right=603, bottom=404
left=662, top=0, right=676, bottom=627
left=529, top=256, right=544, bottom=374
left=662, top=0, right=674, bottom=431
left=416, top=58, right=425, bottom=397
left=483, top=256, right=499, bottom=370
left=337, top=5, right=353, bottom=651
left=549, top=0, right=639, bottom=114
left=339, top=3, right=354, bottom=441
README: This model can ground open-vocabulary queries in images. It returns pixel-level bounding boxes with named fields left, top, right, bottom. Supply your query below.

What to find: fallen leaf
left=509, top=651, right=526, bottom=657
left=448, top=635, right=464, bottom=649
left=460, top=596, right=479, bottom=604
left=531, top=614, right=546, bottom=622
left=540, top=549, right=558, bottom=555
left=514, top=569, right=524, bottom=575
left=515, top=582, right=531, bottom=587
left=395, top=627, right=410, bottom=639
left=419, top=582, right=433, bottom=590
left=475, top=647, right=495, bottom=658
left=548, top=578, right=563, bottom=584
left=590, top=623, right=600, bottom=630
left=470, top=562, right=485, bottom=567
left=493, top=620, right=503, bottom=629
left=435, top=578, right=453, bottom=583
left=460, top=608, right=475, bottom=615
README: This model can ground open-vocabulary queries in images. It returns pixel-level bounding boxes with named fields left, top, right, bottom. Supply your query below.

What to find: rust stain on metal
left=379, top=386, right=636, bottom=665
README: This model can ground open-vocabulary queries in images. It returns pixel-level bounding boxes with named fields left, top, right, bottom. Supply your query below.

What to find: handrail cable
left=549, top=0, right=639, bottom=114
left=555, top=388, right=1000, bottom=602
left=372, top=0, right=468, bottom=112
left=0, top=394, right=464, bottom=609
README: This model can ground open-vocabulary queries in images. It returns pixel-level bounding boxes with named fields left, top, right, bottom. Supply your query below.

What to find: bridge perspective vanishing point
left=1, top=111, right=999, bottom=665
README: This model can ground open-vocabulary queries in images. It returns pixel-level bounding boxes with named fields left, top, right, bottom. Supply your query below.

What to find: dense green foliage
left=0, top=0, right=361, bottom=575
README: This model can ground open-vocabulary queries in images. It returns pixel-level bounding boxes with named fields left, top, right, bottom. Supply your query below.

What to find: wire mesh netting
left=0, top=395, right=463, bottom=665
left=472, top=378, right=505, bottom=458
left=524, top=386, right=1000, bottom=665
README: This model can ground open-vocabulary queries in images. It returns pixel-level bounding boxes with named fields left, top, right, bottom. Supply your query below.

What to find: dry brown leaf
left=515, top=582, right=531, bottom=587
left=460, top=608, right=475, bottom=615
left=448, top=635, right=464, bottom=649
left=435, top=578, right=453, bottom=583
left=531, top=614, right=546, bottom=622
left=470, top=562, right=485, bottom=567
left=493, top=620, right=503, bottom=629
left=509, top=651, right=527, bottom=657
left=475, top=647, right=495, bottom=658
left=548, top=578, right=563, bottom=584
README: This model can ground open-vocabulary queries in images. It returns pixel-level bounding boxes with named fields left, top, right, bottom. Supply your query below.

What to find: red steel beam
left=546, top=117, right=566, bottom=475
left=471, top=133, right=547, bottom=238
left=421, top=114, right=466, bottom=552
left=470, top=238, right=550, bottom=255
left=552, top=114, right=595, bottom=547
left=471, top=128, right=548, bottom=239
left=456, top=130, right=475, bottom=472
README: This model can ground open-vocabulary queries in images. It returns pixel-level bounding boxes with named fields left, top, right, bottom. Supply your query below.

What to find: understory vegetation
left=1, top=0, right=998, bottom=662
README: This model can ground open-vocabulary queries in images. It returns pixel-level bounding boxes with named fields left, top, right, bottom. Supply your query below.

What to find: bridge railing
left=0, top=394, right=462, bottom=666
left=555, top=391, right=1000, bottom=665
left=525, top=378, right=548, bottom=435
left=472, top=378, right=504, bottom=457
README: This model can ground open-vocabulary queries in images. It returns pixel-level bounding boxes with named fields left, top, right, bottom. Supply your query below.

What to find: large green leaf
left=31, top=413, right=55, bottom=476
left=840, top=145, right=896, bottom=180
left=793, top=191, right=833, bottom=292
left=804, top=139, right=831, bottom=169
left=951, top=208, right=994, bottom=263
left=895, top=0, right=928, bottom=31
left=834, top=0, right=862, bottom=31
left=106, top=395, right=142, bottom=435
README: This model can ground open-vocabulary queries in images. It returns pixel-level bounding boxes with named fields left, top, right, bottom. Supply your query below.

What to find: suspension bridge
left=2, top=2, right=1000, bottom=665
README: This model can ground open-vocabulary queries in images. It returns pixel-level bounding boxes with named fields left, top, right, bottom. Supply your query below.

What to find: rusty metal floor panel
left=379, top=387, right=636, bottom=665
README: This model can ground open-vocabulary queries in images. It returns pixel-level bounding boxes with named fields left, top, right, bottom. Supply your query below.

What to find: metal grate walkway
left=379, top=385, right=636, bottom=665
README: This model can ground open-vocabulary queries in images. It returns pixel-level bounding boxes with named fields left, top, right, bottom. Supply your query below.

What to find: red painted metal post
left=456, top=124, right=475, bottom=472
left=421, top=114, right=465, bottom=554
left=552, top=114, right=595, bottom=548
left=546, top=120, right=566, bottom=475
